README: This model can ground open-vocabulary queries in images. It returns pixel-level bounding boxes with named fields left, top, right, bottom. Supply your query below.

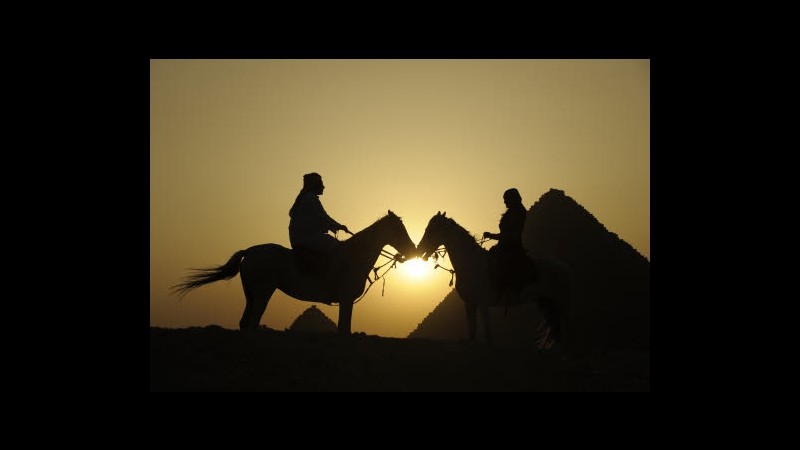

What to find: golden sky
left=150, top=59, right=649, bottom=337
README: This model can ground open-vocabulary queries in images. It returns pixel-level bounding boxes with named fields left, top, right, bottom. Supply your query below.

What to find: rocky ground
left=150, top=326, right=649, bottom=392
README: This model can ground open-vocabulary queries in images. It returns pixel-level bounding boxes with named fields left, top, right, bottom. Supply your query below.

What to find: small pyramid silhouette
left=289, top=305, right=337, bottom=333
left=408, top=289, right=465, bottom=340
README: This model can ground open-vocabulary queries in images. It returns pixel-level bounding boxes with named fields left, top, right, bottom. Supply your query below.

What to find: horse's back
left=240, top=243, right=292, bottom=274
left=245, top=243, right=335, bottom=271
left=243, top=243, right=339, bottom=303
left=247, top=243, right=291, bottom=254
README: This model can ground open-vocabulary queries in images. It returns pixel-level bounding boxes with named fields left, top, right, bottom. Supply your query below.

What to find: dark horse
left=417, top=212, right=571, bottom=349
left=172, top=210, right=418, bottom=334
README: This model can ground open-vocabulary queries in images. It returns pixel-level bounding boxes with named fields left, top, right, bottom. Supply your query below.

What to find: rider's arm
left=316, top=198, right=347, bottom=233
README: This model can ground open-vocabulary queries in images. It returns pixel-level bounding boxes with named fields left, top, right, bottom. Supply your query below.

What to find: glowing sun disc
left=400, top=257, right=430, bottom=279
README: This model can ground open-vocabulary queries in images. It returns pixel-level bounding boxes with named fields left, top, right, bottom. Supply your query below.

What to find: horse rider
left=289, top=172, right=351, bottom=273
left=482, top=188, right=536, bottom=301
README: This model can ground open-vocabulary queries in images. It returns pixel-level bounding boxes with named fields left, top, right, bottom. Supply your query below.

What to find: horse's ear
left=388, top=209, right=395, bottom=217
left=437, top=211, right=441, bottom=216
left=443, top=211, right=446, bottom=217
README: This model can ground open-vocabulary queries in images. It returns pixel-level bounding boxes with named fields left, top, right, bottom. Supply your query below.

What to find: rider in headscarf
left=289, top=172, right=351, bottom=256
left=483, top=188, right=533, bottom=298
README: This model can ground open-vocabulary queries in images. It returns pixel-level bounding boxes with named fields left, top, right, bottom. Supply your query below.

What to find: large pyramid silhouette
left=409, top=188, right=650, bottom=350
left=408, top=288, right=549, bottom=345
left=289, top=305, right=337, bottom=333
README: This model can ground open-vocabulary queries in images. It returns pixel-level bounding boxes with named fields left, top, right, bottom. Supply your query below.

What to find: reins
left=353, top=248, right=406, bottom=304
left=430, top=247, right=455, bottom=287
left=430, top=236, right=491, bottom=287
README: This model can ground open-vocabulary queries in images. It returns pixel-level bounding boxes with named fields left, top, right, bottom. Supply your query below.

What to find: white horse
left=172, top=210, right=418, bottom=334
left=417, top=212, right=571, bottom=349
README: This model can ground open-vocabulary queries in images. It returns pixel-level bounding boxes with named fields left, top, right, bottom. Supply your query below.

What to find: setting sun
left=398, top=257, right=431, bottom=280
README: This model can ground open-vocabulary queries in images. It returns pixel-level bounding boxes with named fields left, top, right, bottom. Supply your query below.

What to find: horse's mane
left=444, top=217, right=484, bottom=252
left=369, top=212, right=403, bottom=229
left=345, top=212, right=403, bottom=246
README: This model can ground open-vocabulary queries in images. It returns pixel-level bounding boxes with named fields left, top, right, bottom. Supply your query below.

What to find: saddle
left=488, top=250, right=539, bottom=305
left=293, top=247, right=331, bottom=276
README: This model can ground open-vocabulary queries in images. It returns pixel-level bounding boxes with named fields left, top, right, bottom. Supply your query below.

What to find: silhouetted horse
left=418, top=212, right=571, bottom=349
left=172, top=210, right=418, bottom=334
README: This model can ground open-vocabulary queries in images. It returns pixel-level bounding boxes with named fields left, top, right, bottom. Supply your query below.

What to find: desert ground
left=150, top=326, right=649, bottom=392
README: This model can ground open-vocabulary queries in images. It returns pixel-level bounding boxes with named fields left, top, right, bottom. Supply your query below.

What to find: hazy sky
left=150, top=59, right=649, bottom=337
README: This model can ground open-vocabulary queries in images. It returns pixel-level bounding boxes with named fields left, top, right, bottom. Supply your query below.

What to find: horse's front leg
left=337, top=299, right=353, bottom=335
left=464, top=302, right=477, bottom=341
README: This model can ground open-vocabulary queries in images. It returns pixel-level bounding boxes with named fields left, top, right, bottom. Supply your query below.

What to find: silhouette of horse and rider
left=173, top=173, right=568, bottom=347
left=416, top=188, right=569, bottom=349
left=172, top=173, right=417, bottom=335
left=419, top=211, right=570, bottom=349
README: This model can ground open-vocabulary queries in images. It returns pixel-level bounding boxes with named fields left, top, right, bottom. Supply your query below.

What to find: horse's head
left=384, top=210, right=419, bottom=261
left=418, top=211, right=449, bottom=261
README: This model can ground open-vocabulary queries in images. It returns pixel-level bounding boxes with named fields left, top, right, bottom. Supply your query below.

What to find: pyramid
left=408, top=288, right=548, bottom=345
left=524, top=188, right=649, bottom=349
left=288, top=305, right=337, bottom=333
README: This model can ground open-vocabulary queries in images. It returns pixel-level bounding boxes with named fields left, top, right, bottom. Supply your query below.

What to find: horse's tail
left=536, top=296, right=562, bottom=349
left=170, top=249, right=248, bottom=299
left=534, top=257, right=571, bottom=349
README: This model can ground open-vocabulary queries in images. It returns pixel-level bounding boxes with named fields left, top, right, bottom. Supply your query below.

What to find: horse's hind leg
left=239, top=276, right=274, bottom=331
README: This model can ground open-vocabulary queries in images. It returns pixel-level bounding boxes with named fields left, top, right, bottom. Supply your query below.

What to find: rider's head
left=503, top=188, right=522, bottom=206
left=303, top=172, right=325, bottom=194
